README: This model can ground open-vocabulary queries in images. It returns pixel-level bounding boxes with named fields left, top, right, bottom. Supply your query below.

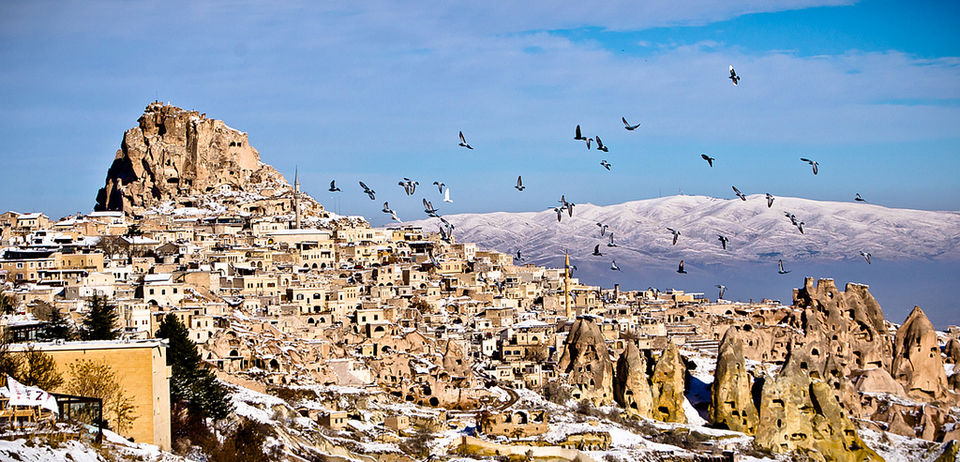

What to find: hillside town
left=0, top=103, right=958, bottom=461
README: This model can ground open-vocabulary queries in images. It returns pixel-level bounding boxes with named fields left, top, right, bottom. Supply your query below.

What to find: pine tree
left=157, top=314, right=232, bottom=421
left=41, top=307, right=75, bottom=341
left=80, top=295, right=119, bottom=341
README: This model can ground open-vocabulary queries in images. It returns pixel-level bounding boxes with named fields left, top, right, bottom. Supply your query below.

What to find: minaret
left=293, top=168, right=301, bottom=230
left=564, top=251, right=572, bottom=320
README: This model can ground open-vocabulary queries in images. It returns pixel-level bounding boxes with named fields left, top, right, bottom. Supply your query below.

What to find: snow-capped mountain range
left=406, top=194, right=960, bottom=267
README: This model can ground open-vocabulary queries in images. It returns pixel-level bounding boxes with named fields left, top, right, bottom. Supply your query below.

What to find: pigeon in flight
left=622, top=117, right=641, bottom=131
left=611, top=260, right=622, bottom=271
left=553, top=207, right=564, bottom=223
left=732, top=186, right=746, bottom=201
left=328, top=180, right=341, bottom=192
left=716, top=285, right=726, bottom=299
left=515, top=250, right=524, bottom=262
left=729, top=65, right=740, bottom=86
left=855, top=193, right=866, bottom=203
left=667, top=228, right=681, bottom=246
left=801, top=157, right=819, bottom=175
left=778, top=259, right=791, bottom=274
left=381, top=202, right=393, bottom=214
left=796, top=221, right=805, bottom=234
left=859, top=251, right=872, bottom=264
left=390, top=210, right=401, bottom=222
left=597, top=222, right=608, bottom=237
left=443, top=187, right=453, bottom=203
left=785, top=212, right=798, bottom=227
left=765, top=193, right=775, bottom=208
left=359, top=181, right=376, bottom=200
left=559, top=195, right=575, bottom=217
left=574, top=124, right=588, bottom=142
left=585, top=138, right=593, bottom=150
left=677, top=260, right=687, bottom=274
left=592, top=244, right=603, bottom=256
left=433, top=181, right=445, bottom=194
left=458, top=131, right=473, bottom=149
left=595, top=136, right=609, bottom=153
left=515, top=176, right=525, bottom=191
left=437, top=223, right=451, bottom=243
left=398, top=178, right=419, bottom=195
left=607, top=233, right=617, bottom=248
left=439, top=217, right=455, bottom=240
left=423, top=198, right=439, bottom=217
left=600, top=160, right=612, bottom=170
left=701, top=154, right=715, bottom=167
left=718, top=235, right=729, bottom=250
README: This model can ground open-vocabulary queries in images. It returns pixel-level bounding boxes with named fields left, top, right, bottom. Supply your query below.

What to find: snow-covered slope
left=406, top=194, right=960, bottom=266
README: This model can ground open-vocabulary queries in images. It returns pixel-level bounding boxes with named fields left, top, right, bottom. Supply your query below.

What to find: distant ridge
left=406, top=194, right=960, bottom=265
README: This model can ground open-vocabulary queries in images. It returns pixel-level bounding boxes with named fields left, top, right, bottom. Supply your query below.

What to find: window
left=149, top=288, right=155, bottom=295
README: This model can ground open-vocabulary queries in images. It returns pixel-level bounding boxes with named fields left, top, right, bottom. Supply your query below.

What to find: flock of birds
left=322, top=65, right=876, bottom=301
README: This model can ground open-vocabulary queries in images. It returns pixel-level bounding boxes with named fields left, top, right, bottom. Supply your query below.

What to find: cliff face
left=95, top=102, right=288, bottom=214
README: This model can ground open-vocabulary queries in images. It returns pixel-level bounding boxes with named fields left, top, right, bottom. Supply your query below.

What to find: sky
left=1, top=0, right=959, bottom=224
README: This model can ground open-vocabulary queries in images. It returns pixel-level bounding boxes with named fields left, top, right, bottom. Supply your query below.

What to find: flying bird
left=800, top=157, right=819, bottom=175
left=596, top=223, right=608, bottom=237
left=595, top=136, right=609, bottom=153
left=859, top=251, right=872, bottom=264
left=359, top=181, right=376, bottom=200
left=667, top=228, right=681, bottom=246
left=559, top=195, right=575, bottom=217
left=574, top=124, right=588, bottom=141
left=716, top=285, right=726, bottom=299
left=729, top=65, right=740, bottom=86
left=785, top=212, right=799, bottom=226
left=458, top=131, right=473, bottom=149
left=585, top=138, right=593, bottom=150
left=389, top=210, right=401, bottom=222
left=765, top=193, right=775, bottom=208
left=443, top=187, right=452, bottom=203
left=796, top=221, right=805, bottom=234
left=677, top=260, right=687, bottom=274
left=433, top=181, right=445, bottom=194
left=718, top=235, right=729, bottom=250
left=398, top=178, right=419, bottom=195
left=553, top=207, right=564, bottom=222
left=439, top=217, right=455, bottom=240
left=701, top=154, right=715, bottom=167
left=607, top=233, right=617, bottom=248
left=592, top=244, right=603, bottom=256
left=600, top=160, right=611, bottom=170
left=515, top=176, right=525, bottom=191
left=611, top=260, right=621, bottom=271
left=423, top=198, right=439, bottom=217
left=381, top=202, right=392, bottom=214
left=855, top=193, right=866, bottom=203
left=515, top=250, right=524, bottom=262
left=622, top=117, right=641, bottom=131
left=778, top=259, right=791, bottom=274
left=328, top=180, right=341, bottom=192
left=732, top=186, right=746, bottom=201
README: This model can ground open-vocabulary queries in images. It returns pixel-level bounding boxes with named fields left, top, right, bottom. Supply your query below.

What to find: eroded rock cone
left=710, top=327, right=759, bottom=434
left=614, top=340, right=653, bottom=418
left=558, top=317, right=614, bottom=405
left=892, top=306, right=950, bottom=401
left=650, top=342, right=686, bottom=423
left=756, top=345, right=881, bottom=460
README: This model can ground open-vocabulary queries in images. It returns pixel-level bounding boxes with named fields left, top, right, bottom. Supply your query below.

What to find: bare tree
left=65, top=359, right=137, bottom=433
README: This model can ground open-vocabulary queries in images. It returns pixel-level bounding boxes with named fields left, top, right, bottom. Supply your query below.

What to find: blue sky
left=1, top=0, right=958, bottom=223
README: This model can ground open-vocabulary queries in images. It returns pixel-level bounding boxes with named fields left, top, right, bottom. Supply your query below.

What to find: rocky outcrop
left=892, top=306, right=950, bottom=401
left=792, top=278, right=892, bottom=374
left=95, top=102, right=312, bottom=216
left=649, top=343, right=686, bottom=423
left=613, top=341, right=653, bottom=418
left=441, top=339, right=472, bottom=379
left=945, top=339, right=960, bottom=364
left=558, top=317, right=614, bottom=405
left=710, top=327, right=758, bottom=434
left=756, top=346, right=881, bottom=461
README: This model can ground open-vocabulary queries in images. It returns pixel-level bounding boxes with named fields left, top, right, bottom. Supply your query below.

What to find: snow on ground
left=229, top=384, right=287, bottom=424
left=0, top=439, right=102, bottom=462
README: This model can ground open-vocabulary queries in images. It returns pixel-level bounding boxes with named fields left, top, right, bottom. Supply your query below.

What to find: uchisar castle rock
left=3, top=102, right=959, bottom=461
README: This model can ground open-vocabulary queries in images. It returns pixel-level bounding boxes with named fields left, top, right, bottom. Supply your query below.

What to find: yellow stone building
left=10, top=340, right=172, bottom=450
